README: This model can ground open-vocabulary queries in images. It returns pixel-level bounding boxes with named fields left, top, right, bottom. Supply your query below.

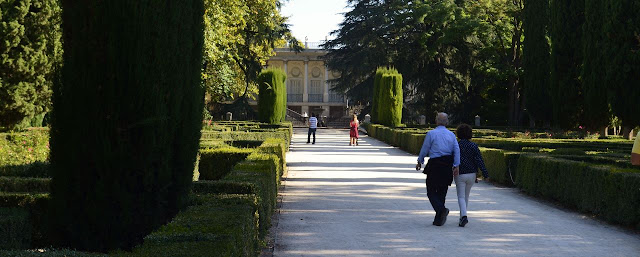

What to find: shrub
left=49, top=0, right=205, bottom=251
left=198, top=147, right=253, bottom=181
left=479, top=148, right=521, bottom=186
left=0, top=130, right=50, bottom=177
left=198, top=140, right=228, bottom=149
left=257, top=69, right=287, bottom=124
left=378, top=73, right=403, bottom=127
left=0, top=249, right=105, bottom=257
left=0, top=193, right=49, bottom=247
left=120, top=194, right=259, bottom=257
left=223, top=158, right=278, bottom=239
left=192, top=181, right=257, bottom=195
left=0, top=208, right=31, bottom=249
left=201, top=131, right=290, bottom=151
left=0, top=177, right=50, bottom=193
left=0, top=0, right=62, bottom=130
left=549, top=148, right=586, bottom=156
left=517, top=155, right=640, bottom=228
left=257, top=138, right=287, bottom=177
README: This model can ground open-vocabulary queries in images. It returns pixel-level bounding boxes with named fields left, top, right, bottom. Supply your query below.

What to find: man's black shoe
left=459, top=216, right=468, bottom=227
left=438, top=208, right=449, bottom=226
left=433, top=211, right=441, bottom=226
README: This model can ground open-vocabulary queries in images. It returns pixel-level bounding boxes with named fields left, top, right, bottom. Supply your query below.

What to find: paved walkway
left=273, top=129, right=640, bottom=257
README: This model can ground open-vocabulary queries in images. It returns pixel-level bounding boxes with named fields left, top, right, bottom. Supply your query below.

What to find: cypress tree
left=550, top=0, right=585, bottom=129
left=0, top=0, right=62, bottom=129
left=604, top=0, right=640, bottom=133
left=523, top=0, right=552, bottom=127
left=582, top=0, right=611, bottom=132
left=380, top=73, right=403, bottom=127
left=371, top=68, right=386, bottom=123
left=258, top=68, right=287, bottom=124
left=50, top=0, right=205, bottom=251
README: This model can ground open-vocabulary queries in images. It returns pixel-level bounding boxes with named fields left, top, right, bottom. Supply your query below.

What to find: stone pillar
left=475, top=115, right=481, bottom=127
left=226, top=112, right=232, bottom=121
left=284, top=60, right=288, bottom=74
left=364, top=114, right=371, bottom=123
left=324, top=67, right=329, bottom=103
left=303, top=60, right=309, bottom=102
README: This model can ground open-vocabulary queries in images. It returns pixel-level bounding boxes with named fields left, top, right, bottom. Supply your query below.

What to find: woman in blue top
left=454, top=124, right=489, bottom=227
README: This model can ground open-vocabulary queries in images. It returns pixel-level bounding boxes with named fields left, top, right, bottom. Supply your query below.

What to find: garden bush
left=119, top=194, right=259, bottom=257
left=0, top=208, right=31, bottom=249
left=257, top=138, right=287, bottom=178
left=517, top=155, right=640, bottom=228
left=0, top=249, right=104, bottom=257
left=201, top=131, right=290, bottom=150
left=198, top=147, right=253, bottom=180
left=0, top=130, right=50, bottom=177
left=0, top=177, right=50, bottom=193
left=479, top=148, right=521, bottom=186
left=49, top=0, right=205, bottom=251
left=378, top=73, right=403, bottom=127
left=257, top=69, right=287, bottom=124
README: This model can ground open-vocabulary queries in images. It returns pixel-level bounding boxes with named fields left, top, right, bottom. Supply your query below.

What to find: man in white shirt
left=307, top=113, right=318, bottom=144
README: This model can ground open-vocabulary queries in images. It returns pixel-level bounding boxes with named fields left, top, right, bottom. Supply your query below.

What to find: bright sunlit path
left=273, top=129, right=640, bottom=256
left=281, top=0, right=350, bottom=42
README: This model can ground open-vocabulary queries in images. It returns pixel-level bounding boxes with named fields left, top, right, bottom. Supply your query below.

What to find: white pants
left=455, top=173, right=476, bottom=217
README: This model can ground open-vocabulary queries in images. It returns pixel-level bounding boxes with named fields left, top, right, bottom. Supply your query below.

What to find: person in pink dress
left=349, top=114, right=359, bottom=146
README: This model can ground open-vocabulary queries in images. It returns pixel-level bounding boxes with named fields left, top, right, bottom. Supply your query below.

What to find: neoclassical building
left=264, top=46, right=347, bottom=119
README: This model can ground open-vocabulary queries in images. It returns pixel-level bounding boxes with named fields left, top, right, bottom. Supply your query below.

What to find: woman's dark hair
left=456, top=124, right=473, bottom=140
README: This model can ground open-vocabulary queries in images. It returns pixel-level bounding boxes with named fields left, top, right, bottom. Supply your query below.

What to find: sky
left=280, top=0, right=350, bottom=43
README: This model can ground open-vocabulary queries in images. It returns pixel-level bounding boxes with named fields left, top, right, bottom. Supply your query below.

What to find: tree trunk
left=622, top=126, right=634, bottom=140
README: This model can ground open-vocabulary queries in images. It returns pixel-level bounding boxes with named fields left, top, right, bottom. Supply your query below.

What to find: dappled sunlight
left=275, top=129, right=640, bottom=256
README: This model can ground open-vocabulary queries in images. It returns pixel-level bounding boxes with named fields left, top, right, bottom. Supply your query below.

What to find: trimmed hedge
left=0, top=130, right=50, bottom=178
left=0, top=208, right=31, bottom=249
left=0, top=193, right=50, bottom=248
left=256, top=138, right=287, bottom=178
left=479, top=148, right=521, bottom=186
left=378, top=73, right=403, bottom=127
left=517, top=155, right=640, bottom=228
left=201, top=131, right=290, bottom=151
left=197, top=147, right=253, bottom=181
left=0, top=177, right=50, bottom=193
left=0, top=249, right=104, bottom=257
left=118, top=194, right=259, bottom=257
left=257, top=69, right=287, bottom=124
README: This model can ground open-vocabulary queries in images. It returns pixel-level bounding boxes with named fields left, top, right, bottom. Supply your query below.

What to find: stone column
left=303, top=60, right=309, bottom=103
left=324, top=67, right=329, bottom=103
left=284, top=60, right=288, bottom=74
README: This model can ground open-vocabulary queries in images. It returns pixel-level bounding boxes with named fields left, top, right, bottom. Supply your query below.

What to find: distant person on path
left=349, top=114, right=359, bottom=146
left=632, top=134, right=640, bottom=165
left=307, top=113, right=318, bottom=144
left=416, top=113, right=460, bottom=226
left=454, top=124, right=489, bottom=227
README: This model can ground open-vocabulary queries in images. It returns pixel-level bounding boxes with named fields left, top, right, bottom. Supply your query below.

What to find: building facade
left=264, top=47, right=347, bottom=120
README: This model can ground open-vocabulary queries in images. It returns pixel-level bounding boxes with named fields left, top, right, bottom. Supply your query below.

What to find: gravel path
left=273, top=129, right=640, bottom=257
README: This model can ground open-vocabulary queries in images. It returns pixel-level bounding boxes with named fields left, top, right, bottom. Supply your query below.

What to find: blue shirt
left=417, top=126, right=460, bottom=167
left=309, top=117, right=318, bottom=128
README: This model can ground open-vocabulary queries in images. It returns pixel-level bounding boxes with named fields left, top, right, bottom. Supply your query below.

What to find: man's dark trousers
left=423, top=155, right=454, bottom=223
left=307, top=128, right=316, bottom=144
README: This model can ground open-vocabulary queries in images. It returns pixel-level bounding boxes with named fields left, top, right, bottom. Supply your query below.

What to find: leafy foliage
left=522, top=0, right=551, bottom=125
left=49, top=0, right=204, bottom=251
left=550, top=0, right=584, bottom=129
left=257, top=68, right=287, bottom=124
left=202, top=0, right=299, bottom=104
left=0, top=0, right=62, bottom=130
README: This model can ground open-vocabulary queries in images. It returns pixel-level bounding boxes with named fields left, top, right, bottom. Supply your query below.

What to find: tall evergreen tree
left=604, top=0, right=640, bottom=134
left=523, top=0, right=551, bottom=127
left=582, top=0, right=611, bottom=132
left=50, top=0, right=204, bottom=251
left=0, top=0, right=62, bottom=129
left=550, top=0, right=585, bottom=129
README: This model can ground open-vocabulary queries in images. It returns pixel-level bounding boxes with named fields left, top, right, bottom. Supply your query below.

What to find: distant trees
left=0, top=0, right=62, bottom=130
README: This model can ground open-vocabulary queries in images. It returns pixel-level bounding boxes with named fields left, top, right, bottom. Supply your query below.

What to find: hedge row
left=365, top=124, right=425, bottom=155
left=0, top=177, right=50, bottom=193
left=118, top=194, right=260, bottom=257
left=0, top=193, right=49, bottom=248
left=197, top=148, right=254, bottom=180
left=479, top=148, right=521, bottom=186
left=201, top=130, right=290, bottom=151
left=517, top=155, right=640, bottom=229
left=0, top=130, right=50, bottom=178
